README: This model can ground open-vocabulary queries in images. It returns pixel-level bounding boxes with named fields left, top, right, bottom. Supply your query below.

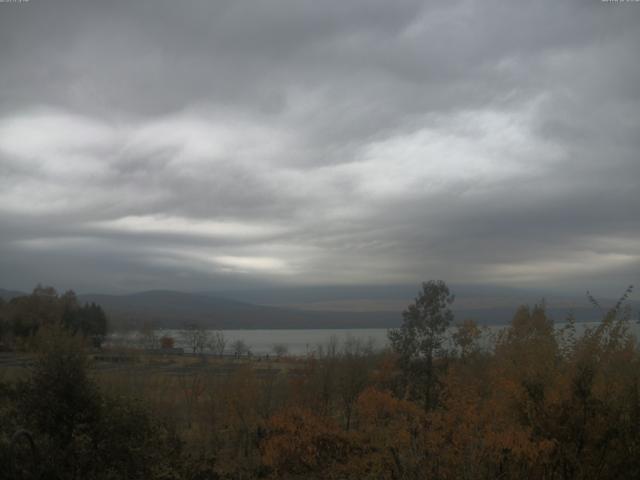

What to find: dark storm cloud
left=0, top=0, right=638, bottom=295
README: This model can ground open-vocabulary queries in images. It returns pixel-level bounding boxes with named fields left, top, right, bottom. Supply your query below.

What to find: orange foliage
left=261, top=407, right=351, bottom=478
left=160, top=335, right=175, bottom=349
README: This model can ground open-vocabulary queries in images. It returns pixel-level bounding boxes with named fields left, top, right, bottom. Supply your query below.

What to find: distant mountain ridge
left=2, top=286, right=637, bottom=330
left=78, top=290, right=398, bottom=330
left=78, top=288, right=638, bottom=330
left=0, top=289, right=25, bottom=301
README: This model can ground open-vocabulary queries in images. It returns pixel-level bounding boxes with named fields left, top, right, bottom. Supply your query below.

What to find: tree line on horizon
left=0, top=284, right=108, bottom=349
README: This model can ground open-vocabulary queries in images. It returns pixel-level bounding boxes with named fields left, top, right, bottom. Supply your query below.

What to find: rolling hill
left=78, top=290, right=398, bottom=330
left=2, top=286, right=636, bottom=330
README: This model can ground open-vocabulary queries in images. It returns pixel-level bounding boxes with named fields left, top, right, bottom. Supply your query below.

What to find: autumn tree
left=181, top=323, right=209, bottom=354
left=261, top=407, right=351, bottom=478
left=452, top=318, right=483, bottom=359
left=494, top=303, right=559, bottom=405
left=300, top=336, right=340, bottom=417
left=543, top=286, right=640, bottom=478
left=232, top=339, right=249, bottom=357
left=208, top=330, right=227, bottom=357
left=338, top=336, right=373, bottom=430
left=160, top=335, right=175, bottom=349
left=8, top=285, right=62, bottom=339
left=139, top=320, right=159, bottom=350
left=272, top=343, right=288, bottom=358
left=352, top=387, right=427, bottom=479
left=388, top=280, right=454, bottom=410
left=3, top=286, right=108, bottom=348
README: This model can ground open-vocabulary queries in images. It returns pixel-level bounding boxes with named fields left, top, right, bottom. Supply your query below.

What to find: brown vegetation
left=1, top=282, right=638, bottom=479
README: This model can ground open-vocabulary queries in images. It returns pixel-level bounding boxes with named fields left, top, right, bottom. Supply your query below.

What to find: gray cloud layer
left=0, top=0, right=638, bottom=295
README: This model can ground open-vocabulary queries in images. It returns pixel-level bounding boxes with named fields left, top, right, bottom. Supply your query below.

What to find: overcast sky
left=0, top=0, right=638, bottom=296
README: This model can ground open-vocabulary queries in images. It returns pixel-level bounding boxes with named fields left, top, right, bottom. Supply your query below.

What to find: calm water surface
left=109, top=321, right=640, bottom=356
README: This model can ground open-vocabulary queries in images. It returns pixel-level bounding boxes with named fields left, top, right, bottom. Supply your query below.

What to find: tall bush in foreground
left=7, top=325, right=182, bottom=480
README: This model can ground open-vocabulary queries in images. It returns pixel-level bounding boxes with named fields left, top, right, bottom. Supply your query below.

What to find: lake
left=108, top=320, right=640, bottom=356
